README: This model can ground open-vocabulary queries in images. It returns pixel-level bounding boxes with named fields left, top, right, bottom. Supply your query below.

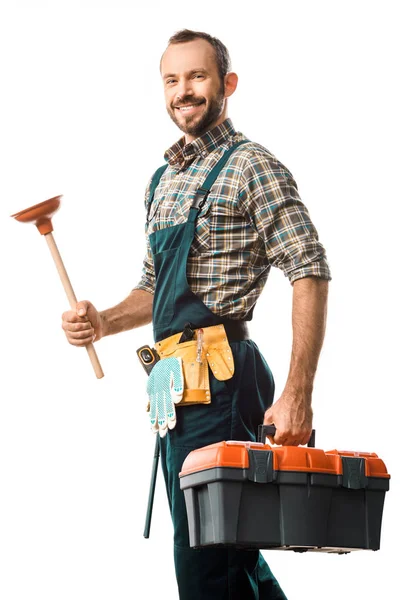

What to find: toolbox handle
left=258, top=425, right=316, bottom=448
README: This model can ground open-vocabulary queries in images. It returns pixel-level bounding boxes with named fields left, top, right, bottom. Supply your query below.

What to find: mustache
left=173, top=97, right=206, bottom=108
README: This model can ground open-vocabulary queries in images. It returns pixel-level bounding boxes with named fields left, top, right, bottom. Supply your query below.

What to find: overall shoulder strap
left=148, top=163, right=168, bottom=202
left=191, top=140, right=249, bottom=210
left=146, top=163, right=168, bottom=222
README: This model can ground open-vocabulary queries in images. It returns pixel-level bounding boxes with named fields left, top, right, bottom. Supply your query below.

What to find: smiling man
left=163, top=38, right=230, bottom=139
left=62, top=29, right=330, bottom=599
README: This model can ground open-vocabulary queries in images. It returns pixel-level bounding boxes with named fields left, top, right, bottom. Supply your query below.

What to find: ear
left=224, top=72, right=238, bottom=98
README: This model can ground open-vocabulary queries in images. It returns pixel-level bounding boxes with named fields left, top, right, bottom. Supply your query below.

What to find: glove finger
left=159, top=389, right=168, bottom=437
left=158, top=424, right=168, bottom=438
left=171, top=384, right=183, bottom=404
left=150, top=392, right=159, bottom=432
left=165, top=386, right=177, bottom=429
left=167, top=411, right=177, bottom=427
left=170, top=359, right=184, bottom=403
left=149, top=391, right=157, bottom=424
left=157, top=390, right=167, bottom=430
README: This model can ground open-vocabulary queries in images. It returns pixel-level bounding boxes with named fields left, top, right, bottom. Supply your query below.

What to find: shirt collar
left=164, top=118, right=237, bottom=168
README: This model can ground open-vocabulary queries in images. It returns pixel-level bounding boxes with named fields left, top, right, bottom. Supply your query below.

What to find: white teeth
left=179, top=105, right=197, bottom=111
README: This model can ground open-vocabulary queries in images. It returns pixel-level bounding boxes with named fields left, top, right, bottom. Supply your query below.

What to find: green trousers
left=159, top=340, right=288, bottom=600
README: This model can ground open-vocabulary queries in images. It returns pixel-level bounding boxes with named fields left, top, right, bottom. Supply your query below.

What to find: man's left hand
left=263, top=387, right=313, bottom=446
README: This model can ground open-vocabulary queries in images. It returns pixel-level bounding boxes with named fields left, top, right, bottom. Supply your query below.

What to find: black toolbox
left=179, top=426, right=390, bottom=553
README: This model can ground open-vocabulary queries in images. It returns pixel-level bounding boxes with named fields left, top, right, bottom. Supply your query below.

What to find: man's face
left=161, top=39, right=226, bottom=141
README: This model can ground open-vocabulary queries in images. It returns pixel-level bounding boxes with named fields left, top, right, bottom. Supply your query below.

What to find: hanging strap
left=190, top=140, right=248, bottom=213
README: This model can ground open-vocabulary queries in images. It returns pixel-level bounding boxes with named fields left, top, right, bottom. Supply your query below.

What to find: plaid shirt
left=134, top=119, right=331, bottom=319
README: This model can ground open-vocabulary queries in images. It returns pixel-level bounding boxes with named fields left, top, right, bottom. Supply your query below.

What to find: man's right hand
left=62, top=300, right=103, bottom=347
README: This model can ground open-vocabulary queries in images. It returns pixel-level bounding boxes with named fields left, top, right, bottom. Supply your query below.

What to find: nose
left=175, top=78, right=194, bottom=103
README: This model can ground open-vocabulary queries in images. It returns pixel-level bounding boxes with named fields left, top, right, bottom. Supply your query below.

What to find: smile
left=175, top=103, right=204, bottom=114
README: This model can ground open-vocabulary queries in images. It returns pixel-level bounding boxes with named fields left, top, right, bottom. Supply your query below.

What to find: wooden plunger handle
left=45, top=232, right=104, bottom=379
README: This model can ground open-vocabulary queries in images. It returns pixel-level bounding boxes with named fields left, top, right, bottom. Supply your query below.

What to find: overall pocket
left=153, top=247, right=179, bottom=327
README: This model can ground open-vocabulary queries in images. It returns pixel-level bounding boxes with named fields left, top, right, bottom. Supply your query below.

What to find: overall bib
left=148, top=143, right=288, bottom=600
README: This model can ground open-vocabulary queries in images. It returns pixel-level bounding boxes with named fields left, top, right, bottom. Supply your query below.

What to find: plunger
left=11, top=195, right=104, bottom=379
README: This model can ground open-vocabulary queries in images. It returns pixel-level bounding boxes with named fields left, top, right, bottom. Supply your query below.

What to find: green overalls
left=148, top=142, right=288, bottom=600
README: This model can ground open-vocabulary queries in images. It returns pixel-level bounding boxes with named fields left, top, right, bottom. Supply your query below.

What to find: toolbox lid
left=325, top=449, right=389, bottom=479
left=179, top=441, right=390, bottom=479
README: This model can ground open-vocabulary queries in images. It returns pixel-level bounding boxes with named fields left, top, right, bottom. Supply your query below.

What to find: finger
left=62, top=320, right=93, bottom=333
left=300, top=433, right=312, bottom=446
left=278, top=438, right=290, bottom=446
left=64, top=326, right=94, bottom=339
left=76, top=300, right=91, bottom=317
left=263, top=408, right=274, bottom=425
left=66, top=336, right=95, bottom=347
left=67, top=329, right=95, bottom=341
left=273, top=432, right=289, bottom=446
left=62, top=311, right=88, bottom=324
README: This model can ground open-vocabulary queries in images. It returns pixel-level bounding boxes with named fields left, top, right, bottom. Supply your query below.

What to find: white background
left=0, top=1, right=398, bottom=598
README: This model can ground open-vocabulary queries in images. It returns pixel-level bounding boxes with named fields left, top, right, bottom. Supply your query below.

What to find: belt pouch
left=155, top=324, right=236, bottom=406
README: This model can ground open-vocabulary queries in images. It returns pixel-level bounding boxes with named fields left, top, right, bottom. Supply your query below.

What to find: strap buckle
left=191, top=188, right=210, bottom=211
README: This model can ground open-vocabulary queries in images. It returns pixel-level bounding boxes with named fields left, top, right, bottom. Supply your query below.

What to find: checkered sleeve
left=132, top=234, right=155, bottom=295
left=132, top=179, right=156, bottom=295
left=237, top=151, right=332, bottom=283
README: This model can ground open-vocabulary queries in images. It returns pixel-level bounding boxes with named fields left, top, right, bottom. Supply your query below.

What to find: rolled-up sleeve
left=132, top=178, right=156, bottom=294
left=132, top=234, right=155, bottom=294
left=237, top=152, right=331, bottom=283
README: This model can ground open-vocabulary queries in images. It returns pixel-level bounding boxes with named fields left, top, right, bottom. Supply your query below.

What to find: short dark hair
left=165, top=29, right=231, bottom=81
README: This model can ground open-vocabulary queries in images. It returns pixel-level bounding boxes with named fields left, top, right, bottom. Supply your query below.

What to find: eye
left=166, top=78, right=177, bottom=85
left=193, top=73, right=205, bottom=79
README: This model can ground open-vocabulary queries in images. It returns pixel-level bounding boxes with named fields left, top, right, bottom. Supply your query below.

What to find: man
left=62, top=29, right=330, bottom=599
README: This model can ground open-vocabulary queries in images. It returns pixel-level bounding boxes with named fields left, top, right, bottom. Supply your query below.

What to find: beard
left=167, top=86, right=225, bottom=139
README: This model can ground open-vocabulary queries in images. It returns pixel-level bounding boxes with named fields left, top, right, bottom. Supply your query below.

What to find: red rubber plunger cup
left=11, top=195, right=104, bottom=379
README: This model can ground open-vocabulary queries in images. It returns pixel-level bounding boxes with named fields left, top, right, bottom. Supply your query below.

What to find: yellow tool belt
left=155, top=324, right=235, bottom=406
